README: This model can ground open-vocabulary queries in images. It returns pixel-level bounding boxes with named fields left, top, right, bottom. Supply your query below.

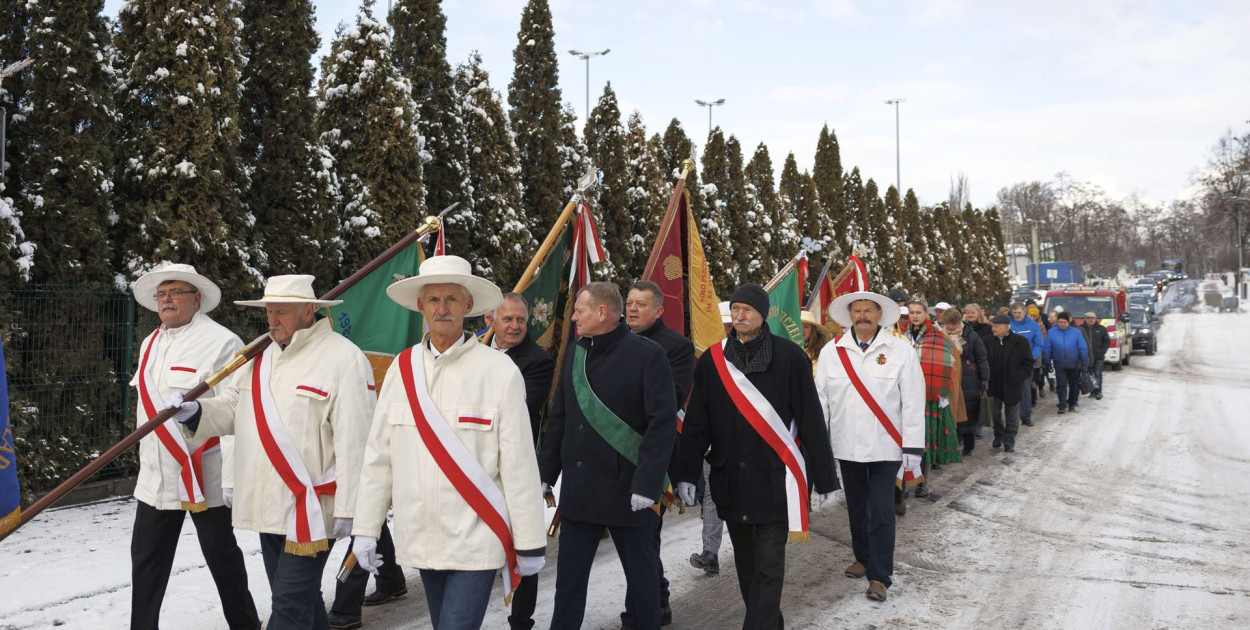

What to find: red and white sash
left=834, top=345, right=923, bottom=486
left=137, top=329, right=219, bottom=513
left=708, top=341, right=810, bottom=541
left=398, top=346, right=522, bottom=603
left=251, top=344, right=336, bottom=556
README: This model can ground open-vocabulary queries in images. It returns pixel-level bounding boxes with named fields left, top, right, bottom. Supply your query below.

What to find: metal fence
left=1, top=285, right=137, bottom=498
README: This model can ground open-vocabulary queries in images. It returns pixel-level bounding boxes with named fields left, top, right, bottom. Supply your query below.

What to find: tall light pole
left=884, top=98, right=904, bottom=193
left=0, top=57, right=34, bottom=182
left=568, top=48, right=610, bottom=121
left=694, top=98, right=725, bottom=138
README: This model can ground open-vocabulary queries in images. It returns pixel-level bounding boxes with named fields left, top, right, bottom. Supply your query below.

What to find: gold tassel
left=544, top=494, right=556, bottom=509
left=181, top=500, right=208, bottom=513
left=650, top=503, right=662, bottom=516
left=788, top=531, right=810, bottom=543
left=504, top=587, right=516, bottom=606
left=285, top=538, right=330, bottom=557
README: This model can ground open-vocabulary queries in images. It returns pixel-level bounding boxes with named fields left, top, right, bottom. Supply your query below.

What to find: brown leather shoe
left=844, top=561, right=866, bottom=578
left=866, top=580, right=888, bottom=601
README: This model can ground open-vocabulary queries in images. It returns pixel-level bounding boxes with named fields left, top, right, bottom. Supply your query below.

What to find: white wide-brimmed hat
left=800, top=310, right=820, bottom=327
left=235, top=274, right=342, bottom=308
left=386, top=255, right=502, bottom=318
left=828, top=291, right=901, bottom=328
left=718, top=301, right=732, bottom=324
left=133, top=263, right=222, bottom=314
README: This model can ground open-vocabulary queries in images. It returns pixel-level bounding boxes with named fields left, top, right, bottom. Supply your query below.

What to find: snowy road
left=3, top=312, right=1249, bottom=629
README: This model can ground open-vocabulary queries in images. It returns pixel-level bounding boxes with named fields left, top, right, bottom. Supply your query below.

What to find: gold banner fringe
left=181, top=500, right=208, bottom=513
left=285, top=538, right=330, bottom=557
left=0, top=506, right=19, bottom=537
left=788, top=531, right=810, bottom=543
left=895, top=474, right=926, bottom=490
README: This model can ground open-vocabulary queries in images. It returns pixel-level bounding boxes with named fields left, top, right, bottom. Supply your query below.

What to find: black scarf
left=724, top=323, right=773, bottom=374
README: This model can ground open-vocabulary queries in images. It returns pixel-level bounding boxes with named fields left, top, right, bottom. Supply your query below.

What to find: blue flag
left=0, top=333, right=19, bottom=536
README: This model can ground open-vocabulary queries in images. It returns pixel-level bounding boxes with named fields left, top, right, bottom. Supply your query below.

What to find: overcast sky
left=106, top=0, right=1250, bottom=209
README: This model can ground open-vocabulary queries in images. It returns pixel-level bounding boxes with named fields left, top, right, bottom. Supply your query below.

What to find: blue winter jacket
left=1044, top=325, right=1089, bottom=370
left=1010, top=315, right=1044, bottom=360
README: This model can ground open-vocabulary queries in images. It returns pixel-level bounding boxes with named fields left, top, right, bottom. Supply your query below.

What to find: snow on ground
left=3, top=312, right=1249, bottom=629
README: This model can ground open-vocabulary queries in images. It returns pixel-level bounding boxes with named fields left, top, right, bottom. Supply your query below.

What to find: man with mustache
left=676, top=283, right=837, bottom=630
left=816, top=290, right=925, bottom=603
left=170, top=274, right=375, bottom=629
left=128, top=264, right=260, bottom=630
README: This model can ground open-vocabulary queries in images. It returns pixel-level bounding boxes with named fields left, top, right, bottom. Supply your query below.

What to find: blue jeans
left=1019, top=377, right=1034, bottom=421
left=1055, top=367, right=1081, bottom=409
left=418, top=568, right=496, bottom=630
left=1090, top=359, right=1104, bottom=394
left=258, top=533, right=334, bottom=630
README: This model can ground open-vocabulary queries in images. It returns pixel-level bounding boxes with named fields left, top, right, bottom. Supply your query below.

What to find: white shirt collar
left=427, top=333, right=467, bottom=359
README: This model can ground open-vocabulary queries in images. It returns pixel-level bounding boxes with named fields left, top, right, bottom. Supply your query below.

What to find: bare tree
left=948, top=171, right=970, bottom=213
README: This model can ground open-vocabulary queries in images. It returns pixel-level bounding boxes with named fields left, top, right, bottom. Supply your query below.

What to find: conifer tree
left=860, top=178, right=886, bottom=283
left=390, top=0, right=472, bottom=228
left=453, top=52, right=535, bottom=286
left=983, top=207, right=1012, bottom=302
left=928, top=203, right=957, bottom=299
left=557, top=102, right=592, bottom=202
left=813, top=124, right=845, bottom=255
left=508, top=0, right=567, bottom=235
left=879, top=185, right=906, bottom=290
left=583, top=83, right=629, bottom=285
left=16, top=0, right=115, bottom=285
left=113, top=0, right=258, bottom=328
left=722, top=136, right=754, bottom=283
left=239, top=0, right=339, bottom=285
left=317, top=1, right=426, bottom=276
left=622, top=111, right=668, bottom=282
left=0, top=0, right=33, bottom=284
left=899, top=189, right=929, bottom=296
left=698, top=128, right=736, bottom=294
left=660, top=118, right=703, bottom=212
left=746, top=142, right=793, bottom=282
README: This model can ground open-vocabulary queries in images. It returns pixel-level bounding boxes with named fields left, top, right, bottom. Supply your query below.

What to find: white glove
left=169, top=401, right=200, bottom=425
left=677, top=482, right=697, bottom=507
left=902, top=454, right=922, bottom=470
left=352, top=535, right=381, bottom=576
left=222, top=487, right=233, bottom=509
left=161, top=392, right=185, bottom=411
left=516, top=554, right=545, bottom=576
left=816, top=491, right=837, bottom=508
left=630, top=494, right=654, bottom=512
left=541, top=482, right=551, bottom=496
left=332, top=517, right=353, bottom=539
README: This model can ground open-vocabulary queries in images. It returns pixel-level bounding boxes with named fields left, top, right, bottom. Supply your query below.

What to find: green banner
left=327, top=243, right=425, bottom=354
left=767, top=266, right=804, bottom=345
left=522, top=225, right=573, bottom=350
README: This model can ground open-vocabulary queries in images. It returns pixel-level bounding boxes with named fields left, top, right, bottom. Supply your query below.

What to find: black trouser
left=1056, top=367, right=1081, bottom=409
left=330, top=523, right=406, bottom=618
left=990, top=396, right=1020, bottom=449
left=131, top=501, right=259, bottom=630
left=551, top=517, right=660, bottom=630
left=620, top=506, right=670, bottom=627
left=725, top=521, right=788, bottom=630
left=259, top=533, right=335, bottom=630
left=838, top=460, right=899, bottom=587
left=958, top=391, right=981, bottom=452
left=508, top=574, right=539, bottom=630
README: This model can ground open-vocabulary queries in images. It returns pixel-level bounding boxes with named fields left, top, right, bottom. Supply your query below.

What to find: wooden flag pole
left=0, top=214, right=445, bottom=543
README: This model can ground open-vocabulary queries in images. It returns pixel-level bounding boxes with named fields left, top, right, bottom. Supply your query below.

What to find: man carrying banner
left=123, top=264, right=260, bottom=630
left=352, top=256, right=547, bottom=630
left=484, top=291, right=555, bottom=630
left=676, top=283, right=838, bottom=630
left=540, top=282, right=677, bottom=630
left=172, top=274, right=375, bottom=629
left=816, top=291, right=925, bottom=602
left=625, top=280, right=694, bottom=626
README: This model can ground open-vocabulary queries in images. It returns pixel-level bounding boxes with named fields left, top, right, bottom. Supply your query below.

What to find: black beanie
left=729, top=283, right=770, bottom=320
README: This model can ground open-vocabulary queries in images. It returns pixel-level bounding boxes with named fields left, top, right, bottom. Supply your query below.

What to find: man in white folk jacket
left=173, top=275, right=375, bottom=630
left=129, top=264, right=259, bottom=630
left=815, top=291, right=925, bottom=603
left=352, top=255, right=547, bottom=630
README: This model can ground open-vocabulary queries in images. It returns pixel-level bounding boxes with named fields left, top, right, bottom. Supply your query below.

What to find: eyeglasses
left=154, top=289, right=198, bottom=301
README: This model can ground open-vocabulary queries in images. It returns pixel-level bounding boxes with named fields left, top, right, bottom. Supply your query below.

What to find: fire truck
left=1042, top=286, right=1131, bottom=370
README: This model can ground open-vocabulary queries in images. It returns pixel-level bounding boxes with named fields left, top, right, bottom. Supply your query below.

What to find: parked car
left=1129, top=308, right=1157, bottom=356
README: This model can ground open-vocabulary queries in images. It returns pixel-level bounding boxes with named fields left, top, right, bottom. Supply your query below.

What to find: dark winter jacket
left=1010, top=315, right=1044, bottom=360
left=539, top=321, right=677, bottom=527
left=502, top=332, right=555, bottom=446
left=677, top=327, right=837, bottom=525
left=1079, top=322, right=1111, bottom=362
left=957, top=325, right=990, bottom=395
left=1043, top=325, right=1089, bottom=370
left=636, top=318, right=695, bottom=481
left=967, top=321, right=993, bottom=341
left=985, top=332, right=1034, bottom=404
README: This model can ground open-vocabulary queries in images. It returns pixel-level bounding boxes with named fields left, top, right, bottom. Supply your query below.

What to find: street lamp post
left=694, top=98, right=725, bottom=138
left=884, top=98, right=904, bottom=193
left=1224, top=192, right=1249, bottom=299
left=568, top=48, right=610, bottom=121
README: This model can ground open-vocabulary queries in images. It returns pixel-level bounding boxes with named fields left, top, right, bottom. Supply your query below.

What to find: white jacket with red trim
left=130, top=312, right=242, bottom=510
left=194, top=318, right=374, bottom=536
left=815, top=328, right=925, bottom=462
left=354, top=334, right=546, bottom=571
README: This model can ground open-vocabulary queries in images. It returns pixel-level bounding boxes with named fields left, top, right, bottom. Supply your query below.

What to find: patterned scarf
left=724, top=322, right=773, bottom=374
left=918, top=325, right=957, bottom=402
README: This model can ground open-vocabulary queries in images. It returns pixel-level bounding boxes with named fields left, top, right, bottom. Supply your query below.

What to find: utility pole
left=567, top=49, right=610, bottom=123
left=694, top=98, right=725, bottom=138
left=884, top=98, right=904, bottom=193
